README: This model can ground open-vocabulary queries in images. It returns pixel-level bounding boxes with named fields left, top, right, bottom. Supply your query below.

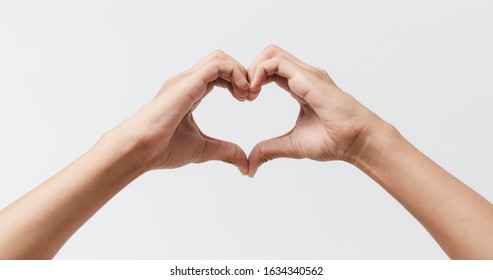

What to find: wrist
left=344, top=116, right=402, bottom=175
left=97, top=127, right=151, bottom=178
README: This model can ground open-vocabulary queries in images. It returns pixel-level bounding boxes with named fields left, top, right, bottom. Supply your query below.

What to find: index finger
left=249, top=55, right=299, bottom=92
left=195, top=50, right=250, bottom=100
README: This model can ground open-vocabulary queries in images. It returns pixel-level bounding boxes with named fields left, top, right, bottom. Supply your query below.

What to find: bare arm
left=353, top=123, right=493, bottom=259
left=0, top=131, right=146, bottom=259
left=247, top=45, right=493, bottom=259
left=0, top=50, right=249, bottom=259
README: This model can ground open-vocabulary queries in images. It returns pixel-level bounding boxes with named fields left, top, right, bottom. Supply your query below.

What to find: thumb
left=198, top=137, right=248, bottom=175
left=248, top=134, right=298, bottom=177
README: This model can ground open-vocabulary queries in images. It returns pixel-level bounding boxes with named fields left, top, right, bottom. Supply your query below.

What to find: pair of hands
left=116, top=45, right=378, bottom=177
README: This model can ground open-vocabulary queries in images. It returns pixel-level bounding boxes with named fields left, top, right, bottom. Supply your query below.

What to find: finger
left=191, top=49, right=247, bottom=75
left=251, top=56, right=327, bottom=110
left=249, top=55, right=299, bottom=92
left=263, top=75, right=290, bottom=91
left=199, top=60, right=249, bottom=101
left=187, top=50, right=250, bottom=101
left=198, top=50, right=250, bottom=91
left=247, top=45, right=305, bottom=82
left=191, top=77, right=245, bottom=114
left=200, top=60, right=248, bottom=87
left=247, top=132, right=300, bottom=177
left=198, top=137, right=249, bottom=175
left=247, top=45, right=321, bottom=102
left=245, top=75, right=289, bottom=101
left=211, top=78, right=245, bottom=102
left=232, top=83, right=249, bottom=101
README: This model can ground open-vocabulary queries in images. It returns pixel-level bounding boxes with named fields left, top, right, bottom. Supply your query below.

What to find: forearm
left=0, top=130, right=146, bottom=259
left=350, top=119, right=493, bottom=259
left=0, top=51, right=250, bottom=259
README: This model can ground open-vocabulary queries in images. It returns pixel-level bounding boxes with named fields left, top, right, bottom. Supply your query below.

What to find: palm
left=149, top=113, right=206, bottom=169
left=286, top=106, right=336, bottom=161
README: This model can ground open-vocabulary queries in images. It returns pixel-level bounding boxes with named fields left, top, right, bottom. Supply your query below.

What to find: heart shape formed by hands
left=136, top=45, right=371, bottom=177
left=194, top=83, right=299, bottom=165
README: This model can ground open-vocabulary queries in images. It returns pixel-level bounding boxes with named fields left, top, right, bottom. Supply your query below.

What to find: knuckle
left=162, top=74, right=178, bottom=87
left=253, top=144, right=269, bottom=162
left=226, top=146, right=239, bottom=164
left=213, top=61, right=223, bottom=76
left=312, top=68, right=328, bottom=80
left=273, top=54, right=285, bottom=62
left=316, top=67, right=329, bottom=76
left=264, top=44, right=280, bottom=55
left=210, top=49, right=226, bottom=60
left=252, top=144, right=262, bottom=156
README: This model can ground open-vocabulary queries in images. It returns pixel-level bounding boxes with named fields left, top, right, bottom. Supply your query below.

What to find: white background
left=2, top=260, right=493, bottom=280
left=0, top=0, right=492, bottom=259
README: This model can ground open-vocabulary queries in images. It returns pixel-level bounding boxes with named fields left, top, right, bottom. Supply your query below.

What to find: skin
left=0, top=50, right=250, bottom=259
left=246, top=45, right=493, bottom=259
left=0, top=45, right=492, bottom=259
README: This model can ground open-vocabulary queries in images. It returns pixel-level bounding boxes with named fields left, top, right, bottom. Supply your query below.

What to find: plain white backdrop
left=0, top=0, right=492, bottom=259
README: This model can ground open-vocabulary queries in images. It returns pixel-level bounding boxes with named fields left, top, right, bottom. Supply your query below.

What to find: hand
left=246, top=45, right=381, bottom=177
left=112, top=50, right=249, bottom=174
